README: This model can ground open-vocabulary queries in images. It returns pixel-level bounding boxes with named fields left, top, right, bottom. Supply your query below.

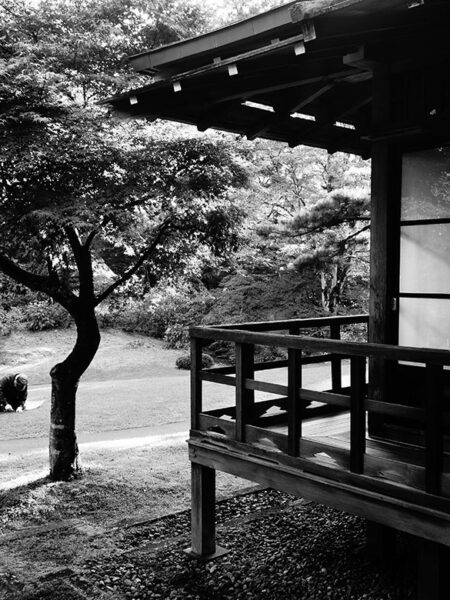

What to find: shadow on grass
left=0, top=475, right=52, bottom=501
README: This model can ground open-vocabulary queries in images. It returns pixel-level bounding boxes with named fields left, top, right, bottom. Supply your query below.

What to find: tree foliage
left=231, top=143, right=371, bottom=313
left=0, top=0, right=248, bottom=480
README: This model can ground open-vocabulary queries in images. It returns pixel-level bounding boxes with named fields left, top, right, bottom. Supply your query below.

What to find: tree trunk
left=49, top=363, right=80, bottom=480
left=49, top=308, right=100, bottom=481
left=320, top=270, right=330, bottom=311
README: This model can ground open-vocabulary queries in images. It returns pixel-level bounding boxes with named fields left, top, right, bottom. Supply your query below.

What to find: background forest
left=0, top=0, right=371, bottom=356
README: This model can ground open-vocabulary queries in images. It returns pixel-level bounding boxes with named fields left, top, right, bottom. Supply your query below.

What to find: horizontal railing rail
left=210, top=313, right=369, bottom=331
left=191, top=326, right=450, bottom=366
left=190, top=314, right=450, bottom=500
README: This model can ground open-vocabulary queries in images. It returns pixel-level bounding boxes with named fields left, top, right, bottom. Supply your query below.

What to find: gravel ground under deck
left=1, top=489, right=416, bottom=600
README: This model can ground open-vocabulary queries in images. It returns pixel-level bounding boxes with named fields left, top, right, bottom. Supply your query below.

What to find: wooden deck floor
left=262, top=409, right=449, bottom=494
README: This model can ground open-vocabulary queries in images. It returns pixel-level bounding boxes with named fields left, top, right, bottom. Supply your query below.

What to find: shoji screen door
left=399, top=147, right=450, bottom=351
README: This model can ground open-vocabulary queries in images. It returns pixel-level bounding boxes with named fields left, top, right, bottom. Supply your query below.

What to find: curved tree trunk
left=49, top=308, right=100, bottom=481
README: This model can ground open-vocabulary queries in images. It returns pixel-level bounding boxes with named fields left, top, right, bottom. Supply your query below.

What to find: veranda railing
left=190, top=314, right=450, bottom=500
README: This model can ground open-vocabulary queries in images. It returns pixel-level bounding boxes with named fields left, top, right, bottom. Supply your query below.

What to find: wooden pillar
left=368, top=64, right=402, bottom=435
left=366, top=521, right=397, bottom=564
left=417, top=539, right=446, bottom=600
left=425, top=364, right=444, bottom=495
left=186, top=463, right=228, bottom=560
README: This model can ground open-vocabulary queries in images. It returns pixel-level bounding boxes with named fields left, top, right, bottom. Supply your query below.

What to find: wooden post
left=288, top=347, right=302, bottom=456
left=330, top=322, right=342, bottom=392
left=186, top=462, right=228, bottom=560
left=366, top=521, right=397, bottom=564
left=368, top=63, right=402, bottom=437
left=191, top=337, right=203, bottom=430
left=350, top=356, right=366, bottom=474
left=417, top=538, right=442, bottom=600
left=425, top=364, right=443, bottom=495
left=235, top=342, right=254, bottom=442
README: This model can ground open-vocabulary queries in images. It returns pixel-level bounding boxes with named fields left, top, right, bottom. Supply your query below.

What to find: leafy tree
left=206, top=0, right=286, bottom=26
left=232, top=143, right=370, bottom=313
left=0, top=0, right=246, bottom=480
left=284, top=153, right=370, bottom=312
left=289, top=188, right=370, bottom=312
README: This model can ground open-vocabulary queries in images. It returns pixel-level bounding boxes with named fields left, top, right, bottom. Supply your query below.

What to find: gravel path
left=3, top=489, right=415, bottom=600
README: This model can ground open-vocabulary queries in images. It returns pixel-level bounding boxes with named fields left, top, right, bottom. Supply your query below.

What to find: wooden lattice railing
left=190, top=314, right=450, bottom=500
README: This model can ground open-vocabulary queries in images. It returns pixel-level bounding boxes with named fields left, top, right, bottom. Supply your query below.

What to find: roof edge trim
left=128, top=0, right=366, bottom=73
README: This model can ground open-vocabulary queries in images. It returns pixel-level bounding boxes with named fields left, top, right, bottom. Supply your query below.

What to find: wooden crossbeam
left=246, top=82, right=336, bottom=141
left=344, top=46, right=378, bottom=72
left=196, top=100, right=242, bottom=132
left=288, top=89, right=372, bottom=148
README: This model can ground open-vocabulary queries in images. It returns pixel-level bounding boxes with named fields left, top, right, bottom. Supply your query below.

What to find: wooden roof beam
left=196, top=101, right=243, bottom=132
left=245, top=81, right=336, bottom=141
left=344, top=46, right=378, bottom=72
left=288, top=88, right=372, bottom=149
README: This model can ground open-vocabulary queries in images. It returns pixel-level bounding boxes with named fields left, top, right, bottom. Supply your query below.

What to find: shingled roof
left=105, top=0, right=450, bottom=156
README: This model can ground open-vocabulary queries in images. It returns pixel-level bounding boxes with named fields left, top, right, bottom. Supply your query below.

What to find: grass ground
left=1, top=329, right=383, bottom=600
left=0, top=329, right=254, bottom=596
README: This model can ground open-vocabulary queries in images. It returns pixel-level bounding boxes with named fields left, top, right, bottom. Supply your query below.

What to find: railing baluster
left=191, top=337, right=203, bottom=430
left=330, top=323, right=342, bottom=392
left=350, top=356, right=366, bottom=474
left=425, top=363, right=443, bottom=495
left=235, top=342, right=255, bottom=442
left=288, top=347, right=302, bottom=456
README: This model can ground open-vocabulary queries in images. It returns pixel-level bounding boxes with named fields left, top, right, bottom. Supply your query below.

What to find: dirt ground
left=0, top=331, right=415, bottom=600
left=0, top=329, right=253, bottom=597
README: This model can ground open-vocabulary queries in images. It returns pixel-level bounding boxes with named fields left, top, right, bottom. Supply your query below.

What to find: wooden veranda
left=106, top=0, right=450, bottom=597
left=188, top=315, right=450, bottom=596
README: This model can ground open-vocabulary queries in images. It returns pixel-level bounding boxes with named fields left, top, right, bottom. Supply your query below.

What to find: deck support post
left=366, top=521, right=397, bottom=564
left=186, top=462, right=228, bottom=560
left=417, top=538, right=448, bottom=600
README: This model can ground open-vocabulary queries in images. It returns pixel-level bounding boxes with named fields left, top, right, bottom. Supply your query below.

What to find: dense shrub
left=21, top=302, right=72, bottom=331
left=164, top=323, right=190, bottom=349
left=0, top=307, right=22, bottom=336
left=98, top=283, right=216, bottom=349
left=0, top=303, right=71, bottom=334
left=176, top=353, right=214, bottom=370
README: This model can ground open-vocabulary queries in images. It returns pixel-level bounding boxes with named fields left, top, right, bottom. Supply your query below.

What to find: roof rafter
left=245, top=81, right=336, bottom=140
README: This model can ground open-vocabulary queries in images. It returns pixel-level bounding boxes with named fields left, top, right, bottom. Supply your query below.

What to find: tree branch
left=287, top=217, right=370, bottom=238
left=84, top=230, right=98, bottom=250
left=0, top=252, right=76, bottom=312
left=339, top=224, right=371, bottom=246
left=64, top=226, right=95, bottom=303
left=95, top=219, right=171, bottom=306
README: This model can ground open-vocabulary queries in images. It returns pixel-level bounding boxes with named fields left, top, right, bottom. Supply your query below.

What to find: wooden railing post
left=288, top=346, right=302, bottom=457
left=330, top=323, right=342, bottom=392
left=235, top=342, right=254, bottom=442
left=350, top=356, right=366, bottom=474
left=425, top=363, right=443, bottom=495
left=191, top=337, right=203, bottom=430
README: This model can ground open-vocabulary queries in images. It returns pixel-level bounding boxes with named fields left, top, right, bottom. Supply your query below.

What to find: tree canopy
left=0, top=0, right=250, bottom=479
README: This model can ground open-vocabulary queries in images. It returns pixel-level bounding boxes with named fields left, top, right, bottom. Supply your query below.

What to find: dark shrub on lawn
left=176, top=353, right=214, bottom=370
left=22, top=301, right=72, bottom=331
